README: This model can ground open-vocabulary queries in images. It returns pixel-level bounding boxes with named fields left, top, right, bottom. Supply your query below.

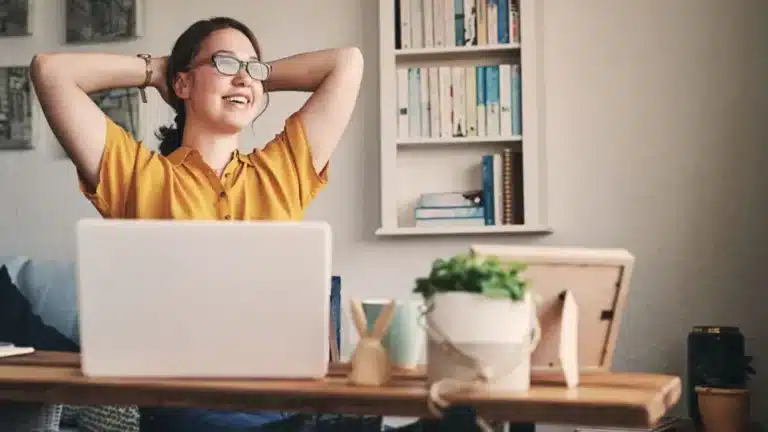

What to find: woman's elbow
left=340, top=47, right=364, bottom=69
left=29, top=53, right=55, bottom=84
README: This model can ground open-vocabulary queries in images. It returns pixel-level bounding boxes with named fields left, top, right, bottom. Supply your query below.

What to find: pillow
left=0, top=265, right=77, bottom=352
left=16, top=259, right=80, bottom=344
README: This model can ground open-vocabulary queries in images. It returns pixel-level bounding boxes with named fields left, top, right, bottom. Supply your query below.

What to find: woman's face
left=176, top=28, right=267, bottom=134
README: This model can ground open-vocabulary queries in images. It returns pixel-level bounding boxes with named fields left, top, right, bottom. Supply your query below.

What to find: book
left=397, top=63, right=521, bottom=140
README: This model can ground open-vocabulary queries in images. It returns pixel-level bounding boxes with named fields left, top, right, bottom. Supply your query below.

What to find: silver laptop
left=75, top=218, right=332, bottom=379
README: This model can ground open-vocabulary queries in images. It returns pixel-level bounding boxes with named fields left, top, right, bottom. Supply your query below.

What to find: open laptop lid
left=469, top=244, right=635, bottom=372
left=75, top=218, right=332, bottom=378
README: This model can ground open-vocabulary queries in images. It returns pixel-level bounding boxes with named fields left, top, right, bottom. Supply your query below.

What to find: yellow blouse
left=78, top=112, right=328, bottom=220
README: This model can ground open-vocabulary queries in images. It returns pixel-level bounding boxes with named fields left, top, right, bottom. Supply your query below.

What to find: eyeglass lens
left=213, top=55, right=269, bottom=80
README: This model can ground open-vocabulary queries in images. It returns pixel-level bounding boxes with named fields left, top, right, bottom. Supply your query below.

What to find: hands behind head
left=150, top=56, right=172, bottom=105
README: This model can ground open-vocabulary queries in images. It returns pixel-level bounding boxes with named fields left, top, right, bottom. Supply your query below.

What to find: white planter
left=424, top=291, right=539, bottom=392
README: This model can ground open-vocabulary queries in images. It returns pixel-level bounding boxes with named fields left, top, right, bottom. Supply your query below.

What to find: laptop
left=75, top=218, right=332, bottom=379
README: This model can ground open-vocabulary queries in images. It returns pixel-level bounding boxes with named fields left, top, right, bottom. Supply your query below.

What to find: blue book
left=476, top=66, right=486, bottom=135
left=329, top=276, right=341, bottom=361
left=481, top=154, right=495, bottom=225
left=498, top=0, right=509, bottom=43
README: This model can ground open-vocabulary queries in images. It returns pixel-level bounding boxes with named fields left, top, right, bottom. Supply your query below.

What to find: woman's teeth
left=224, top=96, right=248, bottom=105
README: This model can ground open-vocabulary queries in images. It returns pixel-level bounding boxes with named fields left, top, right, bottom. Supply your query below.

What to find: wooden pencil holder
left=347, top=299, right=396, bottom=386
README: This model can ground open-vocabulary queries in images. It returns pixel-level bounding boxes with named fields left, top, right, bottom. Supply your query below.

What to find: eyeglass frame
left=189, top=53, right=272, bottom=81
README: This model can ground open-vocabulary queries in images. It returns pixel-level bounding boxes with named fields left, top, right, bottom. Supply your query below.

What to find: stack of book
left=414, top=190, right=485, bottom=227
left=414, top=148, right=520, bottom=227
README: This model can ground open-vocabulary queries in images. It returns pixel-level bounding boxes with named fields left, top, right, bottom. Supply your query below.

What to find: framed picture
left=0, top=0, right=33, bottom=37
left=65, top=0, right=144, bottom=44
left=0, top=66, right=33, bottom=150
left=89, top=88, right=141, bottom=139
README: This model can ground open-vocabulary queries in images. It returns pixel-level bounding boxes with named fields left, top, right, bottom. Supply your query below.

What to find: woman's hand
left=150, top=56, right=171, bottom=105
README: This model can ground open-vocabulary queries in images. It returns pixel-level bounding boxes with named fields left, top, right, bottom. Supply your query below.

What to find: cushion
left=0, top=256, right=80, bottom=345
left=0, top=265, right=78, bottom=352
left=16, top=259, right=80, bottom=344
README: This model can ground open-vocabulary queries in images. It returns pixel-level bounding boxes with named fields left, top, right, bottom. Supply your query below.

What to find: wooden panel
left=525, top=263, right=622, bottom=370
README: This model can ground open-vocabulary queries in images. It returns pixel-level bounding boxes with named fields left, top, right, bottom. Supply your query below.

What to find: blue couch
left=0, top=256, right=343, bottom=432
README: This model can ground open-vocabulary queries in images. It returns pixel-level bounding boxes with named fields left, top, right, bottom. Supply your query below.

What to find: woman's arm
left=264, top=47, right=364, bottom=173
left=29, top=52, right=166, bottom=189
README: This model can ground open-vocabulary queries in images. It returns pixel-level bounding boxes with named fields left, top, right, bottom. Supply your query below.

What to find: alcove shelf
left=376, top=0, right=550, bottom=237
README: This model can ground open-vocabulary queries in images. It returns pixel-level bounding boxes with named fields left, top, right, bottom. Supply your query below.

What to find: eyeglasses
left=210, top=54, right=271, bottom=81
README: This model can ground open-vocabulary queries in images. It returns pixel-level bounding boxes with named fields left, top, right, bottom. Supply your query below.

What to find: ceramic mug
left=361, top=298, right=426, bottom=369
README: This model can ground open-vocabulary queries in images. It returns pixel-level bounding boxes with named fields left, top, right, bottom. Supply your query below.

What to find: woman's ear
left=173, top=73, right=191, bottom=100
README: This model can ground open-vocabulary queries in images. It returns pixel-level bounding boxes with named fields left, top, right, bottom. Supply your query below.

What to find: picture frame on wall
left=65, top=0, right=144, bottom=44
left=0, top=66, right=33, bottom=150
left=89, top=88, right=141, bottom=140
left=0, top=0, right=34, bottom=37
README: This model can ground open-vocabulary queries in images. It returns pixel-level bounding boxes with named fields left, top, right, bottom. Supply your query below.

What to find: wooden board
left=0, top=351, right=680, bottom=428
left=469, top=245, right=635, bottom=372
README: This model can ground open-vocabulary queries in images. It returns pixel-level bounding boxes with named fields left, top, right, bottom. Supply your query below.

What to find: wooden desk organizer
left=347, top=299, right=396, bottom=386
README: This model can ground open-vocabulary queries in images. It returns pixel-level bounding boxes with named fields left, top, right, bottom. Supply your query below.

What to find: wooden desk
left=0, top=351, right=681, bottom=429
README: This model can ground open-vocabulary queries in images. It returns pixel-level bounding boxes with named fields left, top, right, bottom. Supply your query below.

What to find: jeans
left=139, top=407, right=295, bottom=431
left=138, top=408, right=386, bottom=431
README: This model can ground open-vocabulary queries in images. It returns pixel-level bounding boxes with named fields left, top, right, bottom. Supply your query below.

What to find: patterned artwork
left=90, top=88, right=140, bottom=138
left=0, top=0, right=32, bottom=37
left=0, top=66, right=32, bottom=150
left=65, top=0, right=142, bottom=43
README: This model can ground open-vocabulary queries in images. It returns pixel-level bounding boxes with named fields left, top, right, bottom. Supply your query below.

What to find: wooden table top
left=0, top=351, right=681, bottom=428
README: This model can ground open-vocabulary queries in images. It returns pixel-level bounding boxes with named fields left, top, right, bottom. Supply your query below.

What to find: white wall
left=1, top=0, right=767, bottom=428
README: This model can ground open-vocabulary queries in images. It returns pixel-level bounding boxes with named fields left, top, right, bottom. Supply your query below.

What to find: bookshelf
left=375, top=0, right=550, bottom=237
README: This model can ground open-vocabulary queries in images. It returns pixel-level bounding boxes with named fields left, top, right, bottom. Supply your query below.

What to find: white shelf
left=397, top=135, right=522, bottom=147
left=395, top=43, right=520, bottom=57
left=378, top=0, right=548, bottom=237
left=375, top=224, right=552, bottom=237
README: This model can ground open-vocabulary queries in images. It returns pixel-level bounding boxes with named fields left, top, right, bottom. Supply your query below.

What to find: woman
left=30, top=16, right=363, bottom=431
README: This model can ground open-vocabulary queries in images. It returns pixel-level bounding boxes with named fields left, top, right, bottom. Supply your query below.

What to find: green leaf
left=413, top=253, right=530, bottom=302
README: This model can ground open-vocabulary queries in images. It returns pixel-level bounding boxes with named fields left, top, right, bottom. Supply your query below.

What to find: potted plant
left=695, top=354, right=756, bottom=432
left=413, top=253, right=540, bottom=392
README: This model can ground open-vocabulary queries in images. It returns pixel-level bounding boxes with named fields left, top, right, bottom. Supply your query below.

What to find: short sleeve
left=77, top=116, right=154, bottom=218
left=251, top=112, right=329, bottom=209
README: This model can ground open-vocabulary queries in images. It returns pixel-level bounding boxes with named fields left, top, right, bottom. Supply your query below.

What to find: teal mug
left=361, top=298, right=426, bottom=369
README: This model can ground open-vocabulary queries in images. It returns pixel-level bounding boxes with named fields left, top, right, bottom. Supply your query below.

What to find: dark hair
left=155, top=17, right=266, bottom=156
